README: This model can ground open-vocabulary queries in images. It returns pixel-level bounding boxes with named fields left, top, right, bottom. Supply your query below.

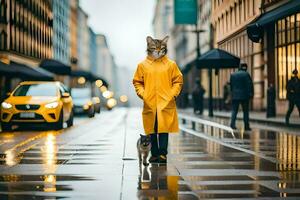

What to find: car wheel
left=88, top=109, right=93, bottom=118
left=1, top=123, right=12, bottom=132
left=92, top=108, right=95, bottom=117
left=54, top=111, right=64, bottom=130
left=67, top=110, right=74, bottom=127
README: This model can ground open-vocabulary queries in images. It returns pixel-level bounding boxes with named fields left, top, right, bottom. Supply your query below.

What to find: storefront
left=247, top=0, right=300, bottom=114
left=275, top=13, right=300, bottom=99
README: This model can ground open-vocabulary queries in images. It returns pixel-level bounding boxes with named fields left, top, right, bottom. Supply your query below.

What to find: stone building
left=96, top=34, right=117, bottom=91
left=0, top=0, right=53, bottom=66
left=69, top=0, right=79, bottom=70
left=77, top=6, right=90, bottom=70
left=52, top=0, right=70, bottom=65
left=212, top=0, right=300, bottom=114
left=89, top=27, right=97, bottom=74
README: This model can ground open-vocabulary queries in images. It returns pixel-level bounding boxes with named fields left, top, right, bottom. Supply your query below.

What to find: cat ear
left=162, top=36, right=169, bottom=43
left=146, top=36, right=154, bottom=44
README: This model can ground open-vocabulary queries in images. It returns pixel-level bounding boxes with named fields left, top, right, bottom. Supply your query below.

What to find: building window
left=276, top=13, right=300, bottom=99
left=0, top=0, right=7, bottom=23
left=0, top=30, right=7, bottom=50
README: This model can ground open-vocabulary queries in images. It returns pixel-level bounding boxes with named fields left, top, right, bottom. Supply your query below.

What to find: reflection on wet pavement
left=0, top=108, right=299, bottom=199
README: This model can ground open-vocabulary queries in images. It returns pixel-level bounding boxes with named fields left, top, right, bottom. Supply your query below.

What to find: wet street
left=0, top=108, right=300, bottom=199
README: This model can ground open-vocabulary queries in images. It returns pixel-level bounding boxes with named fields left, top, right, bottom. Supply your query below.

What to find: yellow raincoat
left=133, top=55, right=183, bottom=134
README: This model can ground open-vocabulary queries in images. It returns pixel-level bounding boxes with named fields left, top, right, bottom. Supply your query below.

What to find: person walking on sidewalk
left=285, top=69, right=300, bottom=125
left=192, top=79, right=205, bottom=115
left=133, top=36, right=183, bottom=164
left=230, top=63, right=254, bottom=131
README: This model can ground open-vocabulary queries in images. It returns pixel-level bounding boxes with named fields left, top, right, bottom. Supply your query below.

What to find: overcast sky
left=80, top=0, right=155, bottom=69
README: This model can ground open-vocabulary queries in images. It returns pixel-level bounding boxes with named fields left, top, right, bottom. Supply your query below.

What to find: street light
left=103, top=90, right=113, bottom=99
left=95, top=80, right=103, bottom=87
left=107, top=98, right=117, bottom=109
left=100, top=86, right=107, bottom=92
left=77, top=77, right=86, bottom=85
left=120, top=95, right=128, bottom=103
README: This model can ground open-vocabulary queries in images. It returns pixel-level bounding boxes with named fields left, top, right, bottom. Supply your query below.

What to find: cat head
left=140, top=134, right=151, bottom=147
left=146, top=36, right=169, bottom=59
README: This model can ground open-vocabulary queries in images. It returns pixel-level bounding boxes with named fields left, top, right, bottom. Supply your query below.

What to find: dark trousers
left=150, top=114, right=169, bottom=157
left=230, top=100, right=250, bottom=128
left=193, top=101, right=203, bottom=114
left=286, top=100, right=300, bottom=122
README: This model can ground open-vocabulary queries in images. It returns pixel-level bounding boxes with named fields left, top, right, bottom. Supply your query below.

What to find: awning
left=197, top=48, right=240, bottom=68
left=182, top=48, right=240, bottom=74
left=247, top=0, right=300, bottom=42
left=9, top=62, right=54, bottom=81
left=70, top=70, right=109, bottom=86
left=39, top=59, right=71, bottom=75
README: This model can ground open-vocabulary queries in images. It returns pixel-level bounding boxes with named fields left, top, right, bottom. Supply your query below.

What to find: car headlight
left=83, top=104, right=89, bottom=110
left=45, top=102, right=59, bottom=109
left=87, top=101, right=93, bottom=106
left=1, top=102, right=12, bottom=109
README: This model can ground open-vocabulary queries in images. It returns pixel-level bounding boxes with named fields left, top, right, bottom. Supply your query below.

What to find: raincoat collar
left=146, top=55, right=168, bottom=64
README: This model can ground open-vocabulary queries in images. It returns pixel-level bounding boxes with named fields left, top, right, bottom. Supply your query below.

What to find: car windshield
left=71, top=88, right=91, bottom=99
left=13, top=83, right=57, bottom=97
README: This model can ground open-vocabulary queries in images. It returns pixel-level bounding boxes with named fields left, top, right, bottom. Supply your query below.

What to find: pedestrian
left=285, top=69, right=300, bottom=124
left=266, top=83, right=276, bottom=118
left=230, top=63, right=254, bottom=131
left=223, top=81, right=231, bottom=110
left=133, top=36, right=183, bottom=164
left=192, top=79, right=205, bottom=115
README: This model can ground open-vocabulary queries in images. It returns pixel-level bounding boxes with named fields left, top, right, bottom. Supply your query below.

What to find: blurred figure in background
left=223, top=81, right=231, bottom=111
left=230, top=63, right=254, bottom=131
left=285, top=69, right=300, bottom=125
left=266, top=83, right=276, bottom=118
left=192, top=79, right=205, bottom=115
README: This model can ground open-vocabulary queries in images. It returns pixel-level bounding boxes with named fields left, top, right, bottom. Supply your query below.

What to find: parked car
left=1, top=81, right=73, bottom=131
left=71, top=88, right=95, bottom=118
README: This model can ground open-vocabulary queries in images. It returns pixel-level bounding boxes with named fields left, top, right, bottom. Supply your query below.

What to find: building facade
left=211, top=0, right=263, bottom=110
left=69, top=0, right=79, bottom=70
left=77, top=7, right=90, bottom=70
left=89, top=27, right=97, bottom=75
left=258, top=0, right=300, bottom=114
left=0, top=0, right=53, bottom=66
left=96, top=34, right=117, bottom=91
left=52, top=0, right=70, bottom=65
left=212, top=0, right=299, bottom=114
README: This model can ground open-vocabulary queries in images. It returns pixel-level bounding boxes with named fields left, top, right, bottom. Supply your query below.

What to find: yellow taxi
left=1, top=81, right=73, bottom=131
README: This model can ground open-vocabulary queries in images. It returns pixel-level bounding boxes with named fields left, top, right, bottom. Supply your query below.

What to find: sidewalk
left=180, top=108, right=300, bottom=128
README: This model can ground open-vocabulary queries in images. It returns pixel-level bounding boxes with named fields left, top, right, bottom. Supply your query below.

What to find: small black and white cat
left=137, top=134, right=151, bottom=166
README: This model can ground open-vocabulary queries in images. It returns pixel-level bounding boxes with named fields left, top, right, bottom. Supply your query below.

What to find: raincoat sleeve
left=171, top=62, right=183, bottom=98
left=133, top=64, right=145, bottom=99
